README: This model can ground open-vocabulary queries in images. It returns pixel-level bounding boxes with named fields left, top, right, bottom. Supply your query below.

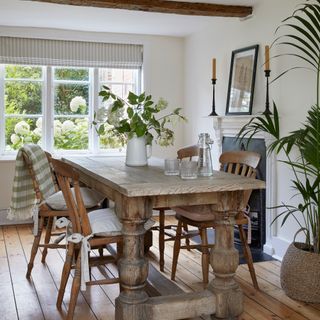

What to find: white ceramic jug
left=125, top=135, right=151, bottom=166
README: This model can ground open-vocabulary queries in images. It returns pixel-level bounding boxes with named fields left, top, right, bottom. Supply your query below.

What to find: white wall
left=183, top=0, right=316, bottom=258
left=0, top=26, right=185, bottom=209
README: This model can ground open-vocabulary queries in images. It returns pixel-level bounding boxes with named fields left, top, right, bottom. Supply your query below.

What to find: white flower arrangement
left=14, top=121, right=30, bottom=135
left=70, top=96, right=86, bottom=113
left=62, top=120, right=75, bottom=133
left=10, top=133, right=20, bottom=145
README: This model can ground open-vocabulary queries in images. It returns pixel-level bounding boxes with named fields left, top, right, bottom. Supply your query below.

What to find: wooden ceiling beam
left=31, top=0, right=253, bottom=18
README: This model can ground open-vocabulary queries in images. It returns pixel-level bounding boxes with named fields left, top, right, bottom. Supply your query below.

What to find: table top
left=63, top=156, right=265, bottom=197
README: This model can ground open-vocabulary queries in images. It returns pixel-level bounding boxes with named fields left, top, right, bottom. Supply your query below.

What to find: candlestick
left=212, top=58, right=216, bottom=79
left=263, top=69, right=272, bottom=115
left=265, top=45, right=270, bottom=71
left=208, top=78, right=218, bottom=116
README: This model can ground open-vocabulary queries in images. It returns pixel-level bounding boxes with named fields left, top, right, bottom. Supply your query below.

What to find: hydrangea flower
left=70, top=96, right=86, bottom=113
left=62, top=120, right=75, bottom=133
left=158, top=129, right=174, bottom=146
left=54, top=127, right=62, bottom=137
left=157, top=98, right=168, bottom=111
left=14, top=121, right=30, bottom=135
left=36, top=118, right=42, bottom=129
left=33, top=128, right=42, bottom=137
left=10, top=134, right=20, bottom=145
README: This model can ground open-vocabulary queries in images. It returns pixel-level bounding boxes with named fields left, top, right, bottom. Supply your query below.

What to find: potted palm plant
left=238, top=0, right=320, bottom=302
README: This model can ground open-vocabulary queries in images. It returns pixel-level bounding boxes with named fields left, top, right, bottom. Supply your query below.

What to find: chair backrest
left=219, top=151, right=261, bottom=206
left=51, top=159, right=92, bottom=236
left=177, top=145, right=199, bottom=160
left=21, top=149, right=58, bottom=202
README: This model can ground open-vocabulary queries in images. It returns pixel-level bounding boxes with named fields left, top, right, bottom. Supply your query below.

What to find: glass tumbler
left=180, top=160, right=198, bottom=180
left=164, top=159, right=180, bottom=176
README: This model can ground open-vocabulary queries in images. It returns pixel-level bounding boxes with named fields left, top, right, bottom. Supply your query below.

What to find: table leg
left=115, top=196, right=153, bottom=320
left=208, top=193, right=244, bottom=319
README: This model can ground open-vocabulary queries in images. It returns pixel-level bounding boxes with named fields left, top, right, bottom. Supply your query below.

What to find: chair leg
left=171, top=220, right=183, bottom=281
left=183, top=222, right=191, bottom=251
left=57, top=242, right=75, bottom=309
left=238, top=225, right=259, bottom=290
left=26, top=216, right=44, bottom=279
left=98, top=246, right=104, bottom=257
left=159, top=209, right=165, bottom=272
left=199, top=228, right=209, bottom=284
left=66, top=250, right=81, bottom=320
left=41, top=216, right=54, bottom=263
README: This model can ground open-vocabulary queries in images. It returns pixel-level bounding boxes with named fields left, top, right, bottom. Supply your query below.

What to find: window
left=98, top=68, right=140, bottom=149
left=0, top=64, right=141, bottom=154
left=1, top=65, right=44, bottom=152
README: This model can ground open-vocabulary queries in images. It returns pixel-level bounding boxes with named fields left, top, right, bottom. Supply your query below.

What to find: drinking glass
left=164, top=159, right=180, bottom=176
left=180, top=160, right=198, bottom=179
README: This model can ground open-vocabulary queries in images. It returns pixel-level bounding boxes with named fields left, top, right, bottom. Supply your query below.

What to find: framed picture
left=226, top=45, right=259, bottom=115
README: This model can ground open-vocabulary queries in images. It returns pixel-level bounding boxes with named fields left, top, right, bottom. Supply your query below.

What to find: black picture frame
left=226, top=45, right=259, bottom=115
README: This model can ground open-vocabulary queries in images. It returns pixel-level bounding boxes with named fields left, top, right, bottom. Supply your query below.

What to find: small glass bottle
left=197, top=133, right=213, bottom=176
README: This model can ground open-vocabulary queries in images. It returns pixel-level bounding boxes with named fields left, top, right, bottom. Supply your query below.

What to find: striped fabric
left=8, top=144, right=56, bottom=221
left=0, top=36, right=143, bottom=68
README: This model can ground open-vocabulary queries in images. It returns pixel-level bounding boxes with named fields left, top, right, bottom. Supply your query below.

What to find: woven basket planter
left=280, top=242, right=320, bottom=303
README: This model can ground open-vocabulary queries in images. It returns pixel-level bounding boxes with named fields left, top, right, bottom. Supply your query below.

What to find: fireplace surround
left=212, top=115, right=277, bottom=256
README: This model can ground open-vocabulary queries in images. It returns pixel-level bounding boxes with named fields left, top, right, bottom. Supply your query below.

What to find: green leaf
left=128, top=92, right=138, bottom=105
left=127, top=107, right=134, bottom=119
left=98, top=125, right=105, bottom=135
left=135, top=124, right=147, bottom=137
left=138, top=92, right=146, bottom=103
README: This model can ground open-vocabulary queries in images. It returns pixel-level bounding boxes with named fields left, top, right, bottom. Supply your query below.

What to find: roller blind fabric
left=0, top=36, right=143, bottom=68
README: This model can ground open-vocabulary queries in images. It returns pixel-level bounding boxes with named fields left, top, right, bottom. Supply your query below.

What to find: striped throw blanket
left=8, top=144, right=56, bottom=221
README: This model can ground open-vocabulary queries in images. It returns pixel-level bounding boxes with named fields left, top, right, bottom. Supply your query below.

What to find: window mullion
left=45, top=66, right=53, bottom=152
left=0, top=65, right=5, bottom=154
left=92, top=68, right=99, bottom=153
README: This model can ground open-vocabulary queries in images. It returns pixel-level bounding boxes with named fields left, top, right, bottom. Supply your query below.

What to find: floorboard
left=1, top=222, right=319, bottom=320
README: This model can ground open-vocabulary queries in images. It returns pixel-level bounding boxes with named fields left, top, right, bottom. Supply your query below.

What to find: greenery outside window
left=0, top=64, right=141, bottom=154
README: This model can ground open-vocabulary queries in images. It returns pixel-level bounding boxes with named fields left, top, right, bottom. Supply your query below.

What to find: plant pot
left=125, top=135, right=151, bottom=167
left=280, top=242, right=320, bottom=303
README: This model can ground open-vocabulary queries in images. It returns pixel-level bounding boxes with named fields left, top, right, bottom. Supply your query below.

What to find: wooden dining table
left=63, top=155, right=265, bottom=320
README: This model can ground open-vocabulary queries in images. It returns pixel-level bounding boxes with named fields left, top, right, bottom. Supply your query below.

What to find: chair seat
left=88, top=208, right=122, bottom=237
left=46, top=187, right=105, bottom=210
left=88, top=208, right=155, bottom=237
left=174, top=205, right=216, bottom=222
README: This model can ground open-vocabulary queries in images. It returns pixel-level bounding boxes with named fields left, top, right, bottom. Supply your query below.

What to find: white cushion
left=88, top=208, right=122, bottom=237
left=46, top=187, right=105, bottom=210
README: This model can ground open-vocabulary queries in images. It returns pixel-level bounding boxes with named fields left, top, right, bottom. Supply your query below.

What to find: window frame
left=0, top=64, right=142, bottom=156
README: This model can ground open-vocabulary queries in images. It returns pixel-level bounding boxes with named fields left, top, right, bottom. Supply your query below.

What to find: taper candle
left=212, top=58, right=216, bottom=79
left=265, top=45, right=270, bottom=70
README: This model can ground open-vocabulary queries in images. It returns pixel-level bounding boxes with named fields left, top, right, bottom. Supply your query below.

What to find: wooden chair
left=171, top=151, right=261, bottom=289
left=51, top=159, right=123, bottom=320
left=22, top=149, right=105, bottom=279
left=152, top=145, right=199, bottom=271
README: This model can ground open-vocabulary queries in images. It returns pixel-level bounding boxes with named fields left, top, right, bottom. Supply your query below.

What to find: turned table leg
left=208, top=192, right=244, bottom=319
left=115, top=196, right=153, bottom=320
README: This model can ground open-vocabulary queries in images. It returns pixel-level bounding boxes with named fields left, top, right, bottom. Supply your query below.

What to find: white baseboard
left=269, top=236, right=291, bottom=261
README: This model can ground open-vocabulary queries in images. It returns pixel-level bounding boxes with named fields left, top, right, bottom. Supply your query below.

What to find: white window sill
left=0, top=150, right=126, bottom=162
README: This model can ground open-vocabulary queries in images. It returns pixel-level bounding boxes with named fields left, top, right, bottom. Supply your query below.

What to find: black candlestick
left=263, top=69, right=272, bottom=115
left=208, top=78, right=218, bottom=116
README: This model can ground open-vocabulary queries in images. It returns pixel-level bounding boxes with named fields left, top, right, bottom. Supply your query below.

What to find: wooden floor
left=1, top=220, right=320, bottom=320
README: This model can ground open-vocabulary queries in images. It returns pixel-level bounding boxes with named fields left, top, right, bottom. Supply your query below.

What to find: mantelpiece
left=212, top=115, right=277, bottom=257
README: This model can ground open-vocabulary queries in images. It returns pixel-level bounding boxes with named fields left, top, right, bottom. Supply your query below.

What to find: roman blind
left=0, top=36, right=143, bottom=68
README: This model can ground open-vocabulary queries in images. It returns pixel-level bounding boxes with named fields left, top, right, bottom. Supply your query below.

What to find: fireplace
left=212, top=115, right=277, bottom=256
left=222, top=136, right=266, bottom=249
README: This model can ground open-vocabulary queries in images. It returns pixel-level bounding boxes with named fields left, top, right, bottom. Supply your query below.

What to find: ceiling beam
left=31, top=0, right=253, bottom=18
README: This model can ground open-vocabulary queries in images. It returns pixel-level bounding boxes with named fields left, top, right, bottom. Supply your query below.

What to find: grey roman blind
left=0, top=36, right=143, bottom=68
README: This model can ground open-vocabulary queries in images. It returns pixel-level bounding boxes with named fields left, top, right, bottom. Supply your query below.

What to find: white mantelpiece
left=212, top=115, right=277, bottom=257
